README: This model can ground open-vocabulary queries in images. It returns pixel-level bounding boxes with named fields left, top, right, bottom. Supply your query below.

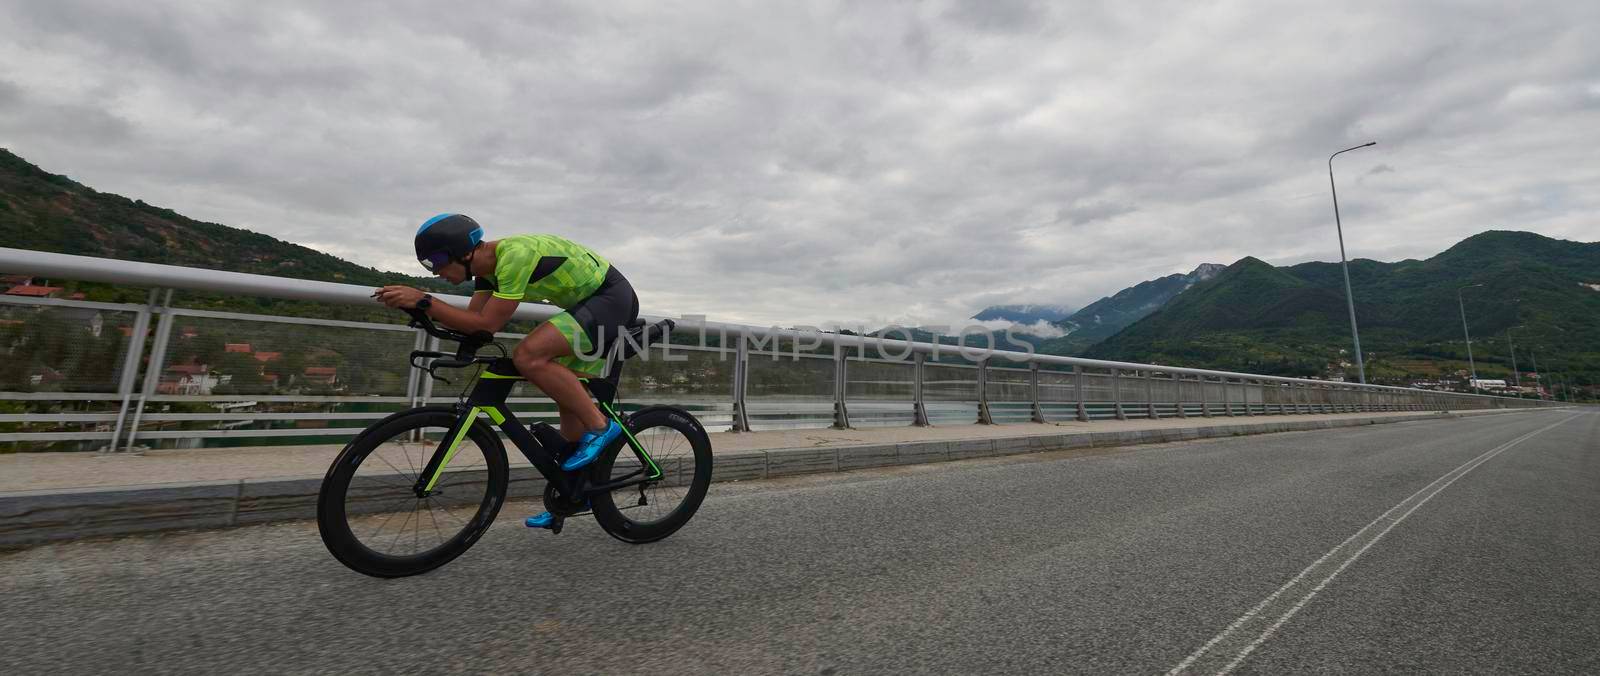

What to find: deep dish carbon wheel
left=589, top=406, right=714, bottom=544
left=317, top=408, right=508, bottom=578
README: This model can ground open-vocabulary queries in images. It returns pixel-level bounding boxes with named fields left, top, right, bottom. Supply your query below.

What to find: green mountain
left=0, top=148, right=457, bottom=300
left=1032, top=263, right=1226, bottom=355
left=1085, top=231, right=1599, bottom=396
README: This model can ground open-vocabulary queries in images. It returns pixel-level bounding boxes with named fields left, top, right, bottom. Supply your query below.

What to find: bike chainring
left=542, top=482, right=589, bottom=516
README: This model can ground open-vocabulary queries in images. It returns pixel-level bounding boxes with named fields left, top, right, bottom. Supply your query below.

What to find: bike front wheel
left=317, top=408, right=508, bottom=577
left=589, top=406, right=714, bottom=544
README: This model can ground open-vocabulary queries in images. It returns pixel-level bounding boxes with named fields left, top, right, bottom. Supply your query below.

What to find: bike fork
left=413, top=405, right=504, bottom=497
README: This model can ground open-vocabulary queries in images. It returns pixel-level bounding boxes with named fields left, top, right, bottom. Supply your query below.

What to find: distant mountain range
left=973, top=263, right=1225, bottom=353
left=1086, top=232, right=1598, bottom=388
left=969, top=231, right=1594, bottom=394
left=971, top=304, right=1077, bottom=325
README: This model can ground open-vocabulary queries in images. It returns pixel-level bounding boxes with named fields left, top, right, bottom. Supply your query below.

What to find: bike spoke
left=364, top=495, right=417, bottom=542
left=399, top=439, right=419, bottom=478
left=425, top=502, right=446, bottom=549
left=391, top=502, right=417, bottom=553
left=427, top=495, right=467, bottom=528
left=373, top=452, right=417, bottom=484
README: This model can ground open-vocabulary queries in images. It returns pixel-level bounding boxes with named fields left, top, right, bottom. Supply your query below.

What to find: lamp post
left=1507, top=325, right=1525, bottom=391
left=1529, top=349, right=1543, bottom=400
left=1457, top=283, right=1483, bottom=390
left=1329, top=141, right=1377, bottom=384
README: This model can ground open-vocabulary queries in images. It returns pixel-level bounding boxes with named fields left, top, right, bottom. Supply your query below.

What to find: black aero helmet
left=414, top=213, right=484, bottom=273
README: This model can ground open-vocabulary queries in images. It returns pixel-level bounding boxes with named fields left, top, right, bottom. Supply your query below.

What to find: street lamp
left=1529, top=348, right=1544, bottom=400
left=1457, top=283, right=1483, bottom=390
left=1507, top=325, right=1525, bottom=390
left=1329, top=141, right=1377, bottom=384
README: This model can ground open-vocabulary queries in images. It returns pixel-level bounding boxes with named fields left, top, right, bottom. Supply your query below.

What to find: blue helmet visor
left=418, top=251, right=452, bottom=273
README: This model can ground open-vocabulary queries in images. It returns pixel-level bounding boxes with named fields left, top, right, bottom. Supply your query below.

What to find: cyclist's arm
left=429, top=293, right=517, bottom=334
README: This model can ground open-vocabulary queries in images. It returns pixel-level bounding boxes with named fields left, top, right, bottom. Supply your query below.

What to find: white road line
left=1167, top=412, right=1581, bottom=676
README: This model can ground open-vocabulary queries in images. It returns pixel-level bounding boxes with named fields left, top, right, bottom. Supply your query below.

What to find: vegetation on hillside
left=1084, top=232, right=1598, bottom=399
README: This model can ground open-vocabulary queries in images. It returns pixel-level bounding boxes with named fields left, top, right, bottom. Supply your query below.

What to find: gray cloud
left=0, top=0, right=1596, bottom=329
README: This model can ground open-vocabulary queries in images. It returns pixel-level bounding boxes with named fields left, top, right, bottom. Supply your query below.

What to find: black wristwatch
left=416, top=294, right=434, bottom=310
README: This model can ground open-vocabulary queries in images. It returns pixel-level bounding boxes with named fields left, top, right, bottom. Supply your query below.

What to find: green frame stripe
left=424, top=406, right=485, bottom=491
left=602, top=401, right=661, bottom=479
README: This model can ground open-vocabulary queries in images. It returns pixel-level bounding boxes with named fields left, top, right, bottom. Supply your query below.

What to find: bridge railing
left=0, top=248, right=1556, bottom=452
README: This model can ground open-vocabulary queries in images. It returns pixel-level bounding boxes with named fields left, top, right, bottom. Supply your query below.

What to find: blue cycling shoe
left=561, top=419, right=621, bottom=471
left=525, top=512, right=557, bottom=529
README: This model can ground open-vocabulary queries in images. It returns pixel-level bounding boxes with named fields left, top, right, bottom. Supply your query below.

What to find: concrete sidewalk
left=0, top=409, right=1543, bottom=546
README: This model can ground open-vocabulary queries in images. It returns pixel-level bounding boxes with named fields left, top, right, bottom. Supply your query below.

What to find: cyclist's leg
left=556, top=403, right=587, bottom=443
left=512, top=323, right=607, bottom=432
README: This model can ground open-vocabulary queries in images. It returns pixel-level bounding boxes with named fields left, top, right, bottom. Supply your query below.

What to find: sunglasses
left=418, top=251, right=452, bottom=272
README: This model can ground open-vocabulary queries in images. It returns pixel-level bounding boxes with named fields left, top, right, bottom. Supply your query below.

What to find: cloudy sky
left=2, top=0, right=1596, bottom=329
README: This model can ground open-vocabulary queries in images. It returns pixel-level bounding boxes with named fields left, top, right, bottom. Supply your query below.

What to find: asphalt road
left=3, top=410, right=1596, bottom=675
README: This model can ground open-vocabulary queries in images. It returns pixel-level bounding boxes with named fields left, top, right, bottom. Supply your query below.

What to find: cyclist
left=373, top=213, right=639, bottom=529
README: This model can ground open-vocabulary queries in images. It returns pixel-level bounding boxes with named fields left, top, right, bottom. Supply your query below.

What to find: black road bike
left=317, top=308, right=713, bottom=577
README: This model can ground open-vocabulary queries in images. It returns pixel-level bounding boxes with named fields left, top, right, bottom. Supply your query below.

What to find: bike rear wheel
left=589, top=407, right=714, bottom=543
left=317, top=408, right=508, bottom=577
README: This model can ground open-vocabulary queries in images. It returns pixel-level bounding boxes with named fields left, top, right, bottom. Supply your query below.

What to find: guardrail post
left=1030, top=362, right=1046, bottom=423
left=1175, top=374, right=1189, bottom=418
left=404, top=328, right=427, bottom=409
left=1241, top=379, right=1255, bottom=416
left=1199, top=376, right=1212, bottom=417
left=975, top=359, right=994, bottom=424
left=1112, top=369, right=1127, bottom=420
left=105, top=288, right=160, bottom=452
left=1275, top=384, right=1288, bottom=415
left=731, top=339, right=752, bottom=432
left=403, top=329, right=429, bottom=442
left=1074, top=365, right=1089, bottom=422
left=1146, top=370, right=1159, bottom=419
left=912, top=352, right=930, bottom=426
left=123, top=289, right=174, bottom=452
left=832, top=344, right=851, bottom=429
left=419, top=336, right=440, bottom=405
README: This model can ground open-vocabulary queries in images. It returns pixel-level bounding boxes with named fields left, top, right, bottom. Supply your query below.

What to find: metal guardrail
left=0, top=247, right=1557, bottom=451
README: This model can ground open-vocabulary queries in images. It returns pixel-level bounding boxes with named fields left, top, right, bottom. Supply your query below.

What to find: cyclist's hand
left=374, top=285, right=425, bottom=309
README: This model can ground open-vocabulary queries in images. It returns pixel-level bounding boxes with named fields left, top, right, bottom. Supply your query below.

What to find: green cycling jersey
left=473, top=234, right=612, bottom=308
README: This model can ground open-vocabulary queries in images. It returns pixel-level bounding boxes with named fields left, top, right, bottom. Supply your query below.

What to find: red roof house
left=4, top=285, right=64, bottom=298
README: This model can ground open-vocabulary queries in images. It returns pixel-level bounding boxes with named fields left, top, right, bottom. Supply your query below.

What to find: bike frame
left=410, top=357, right=663, bottom=501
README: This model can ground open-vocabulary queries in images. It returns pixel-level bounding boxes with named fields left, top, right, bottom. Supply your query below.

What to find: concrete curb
left=0, top=409, right=1538, bottom=547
